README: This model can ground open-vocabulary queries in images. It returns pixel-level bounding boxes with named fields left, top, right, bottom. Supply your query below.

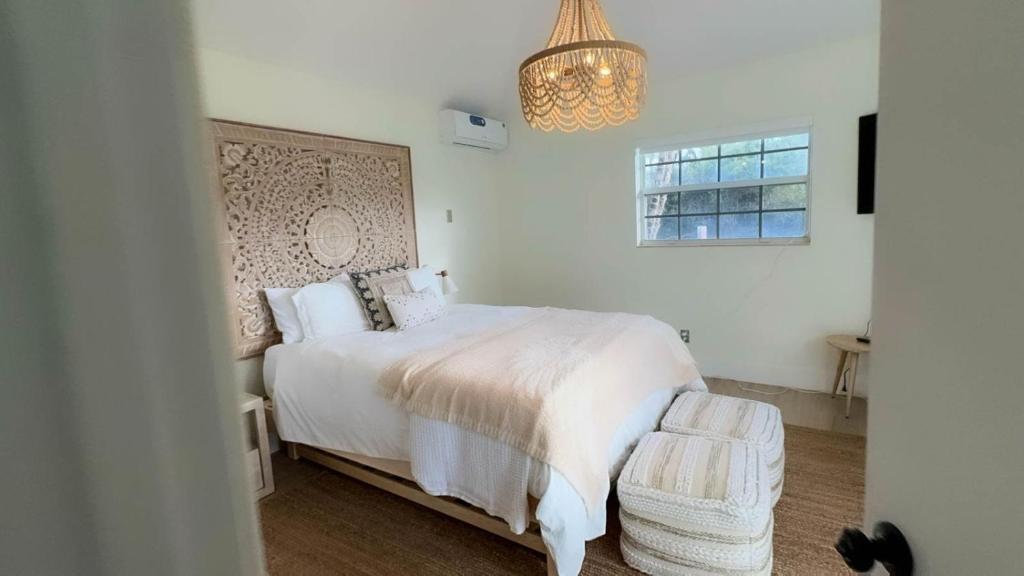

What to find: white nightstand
left=240, top=393, right=274, bottom=499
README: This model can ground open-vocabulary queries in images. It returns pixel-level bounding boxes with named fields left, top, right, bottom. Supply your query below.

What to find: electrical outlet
left=446, top=209, right=453, bottom=223
left=679, top=329, right=690, bottom=343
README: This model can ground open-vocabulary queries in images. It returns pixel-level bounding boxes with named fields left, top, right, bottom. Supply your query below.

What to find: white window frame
left=635, top=118, right=814, bottom=247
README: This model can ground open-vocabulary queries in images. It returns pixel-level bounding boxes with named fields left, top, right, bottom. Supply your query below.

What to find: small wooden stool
left=826, top=335, right=870, bottom=418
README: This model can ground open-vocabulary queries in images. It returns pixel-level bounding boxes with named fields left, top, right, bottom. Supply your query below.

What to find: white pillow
left=292, top=281, right=370, bottom=341
left=384, top=290, right=446, bottom=331
left=265, top=287, right=304, bottom=344
left=265, top=276, right=356, bottom=343
left=406, top=265, right=444, bottom=298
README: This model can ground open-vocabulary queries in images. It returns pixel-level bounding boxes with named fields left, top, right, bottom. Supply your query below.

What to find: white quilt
left=265, top=304, right=707, bottom=576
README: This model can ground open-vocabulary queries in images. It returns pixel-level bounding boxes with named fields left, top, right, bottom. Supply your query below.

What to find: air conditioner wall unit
left=439, top=109, right=508, bottom=151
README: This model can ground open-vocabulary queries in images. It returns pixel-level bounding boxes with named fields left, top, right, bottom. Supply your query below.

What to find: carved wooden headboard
left=209, top=120, right=418, bottom=358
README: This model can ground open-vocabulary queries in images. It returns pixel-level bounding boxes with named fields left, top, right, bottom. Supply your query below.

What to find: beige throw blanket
left=379, top=307, right=701, bottom=511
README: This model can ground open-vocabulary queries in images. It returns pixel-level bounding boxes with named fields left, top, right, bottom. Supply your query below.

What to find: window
left=637, top=128, right=811, bottom=245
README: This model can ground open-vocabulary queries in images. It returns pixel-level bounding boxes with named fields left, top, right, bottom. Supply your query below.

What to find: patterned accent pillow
left=349, top=264, right=412, bottom=330
left=384, top=290, right=446, bottom=331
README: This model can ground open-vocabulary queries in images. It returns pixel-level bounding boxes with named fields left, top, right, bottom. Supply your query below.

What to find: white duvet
left=265, top=304, right=706, bottom=576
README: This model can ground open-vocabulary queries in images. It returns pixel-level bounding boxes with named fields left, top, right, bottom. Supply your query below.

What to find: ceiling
left=191, top=0, right=879, bottom=119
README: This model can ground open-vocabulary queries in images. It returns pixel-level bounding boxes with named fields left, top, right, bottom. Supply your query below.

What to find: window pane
left=644, top=217, right=679, bottom=240
left=643, top=150, right=680, bottom=165
left=764, top=133, right=809, bottom=151
left=681, top=215, right=717, bottom=240
left=721, top=154, right=760, bottom=181
left=680, top=159, right=718, bottom=186
left=644, top=163, right=679, bottom=188
left=720, top=186, right=760, bottom=213
left=763, top=149, right=808, bottom=178
left=680, top=145, right=718, bottom=161
left=679, top=189, right=716, bottom=214
left=645, top=193, right=679, bottom=216
left=720, top=213, right=759, bottom=239
left=762, top=210, right=807, bottom=238
left=721, top=139, right=761, bottom=156
left=763, top=183, right=807, bottom=209
left=638, top=129, right=813, bottom=243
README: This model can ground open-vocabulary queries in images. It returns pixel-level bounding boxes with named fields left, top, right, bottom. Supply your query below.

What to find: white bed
left=265, top=303, right=706, bottom=576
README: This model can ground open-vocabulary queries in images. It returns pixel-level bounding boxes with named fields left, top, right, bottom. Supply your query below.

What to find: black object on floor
left=836, top=521, right=914, bottom=575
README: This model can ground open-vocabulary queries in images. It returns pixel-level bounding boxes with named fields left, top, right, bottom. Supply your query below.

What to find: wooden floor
left=258, top=425, right=864, bottom=575
left=707, top=378, right=867, bottom=437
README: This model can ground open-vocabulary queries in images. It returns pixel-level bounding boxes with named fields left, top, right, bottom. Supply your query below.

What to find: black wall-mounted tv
left=858, top=113, right=878, bottom=214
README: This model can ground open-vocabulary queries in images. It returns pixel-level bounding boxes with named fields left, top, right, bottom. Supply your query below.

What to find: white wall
left=498, top=35, right=879, bottom=394
left=865, top=1, right=1024, bottom=573
left=195, top=49, right=506, bottom=394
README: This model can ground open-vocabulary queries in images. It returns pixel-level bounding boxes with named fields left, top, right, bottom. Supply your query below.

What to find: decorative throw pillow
left=349, top=264, right=413, bottom=330
left=384, top=290, right=446, bottom=331
left=405, top=265, right=444, bottom=298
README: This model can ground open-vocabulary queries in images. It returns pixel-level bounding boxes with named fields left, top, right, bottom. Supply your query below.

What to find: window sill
left=637, top=236, right=811, bottom=248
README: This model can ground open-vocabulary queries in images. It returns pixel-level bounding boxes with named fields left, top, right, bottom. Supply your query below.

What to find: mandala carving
left=209, top=120, right=418, bottom=358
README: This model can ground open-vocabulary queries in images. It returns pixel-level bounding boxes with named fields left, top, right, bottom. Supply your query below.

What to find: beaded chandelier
left=518, top=0, right=647, bottom=132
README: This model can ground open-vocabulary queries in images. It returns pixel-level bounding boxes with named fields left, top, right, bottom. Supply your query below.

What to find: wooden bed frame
left=265, top=401, right=558, bottom=575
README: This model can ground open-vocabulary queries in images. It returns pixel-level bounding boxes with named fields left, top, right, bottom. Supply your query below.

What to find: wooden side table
left=241, top=392, right=274, bottom=499
left=826, top=335, right=870, bottom=418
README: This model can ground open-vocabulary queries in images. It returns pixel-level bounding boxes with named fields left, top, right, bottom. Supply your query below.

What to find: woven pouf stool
left=617, top=432, right=773, bottom=576
left=660, top=391, right=785, bottom=505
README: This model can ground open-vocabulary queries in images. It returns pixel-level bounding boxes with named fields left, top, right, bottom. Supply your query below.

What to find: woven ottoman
left=660, top=391, right=785, bottom=505
left=618, top=432, right=773, bottom=576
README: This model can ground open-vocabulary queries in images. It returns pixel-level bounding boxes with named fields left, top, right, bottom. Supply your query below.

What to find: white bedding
left=265, top=304, right=706, bottom=576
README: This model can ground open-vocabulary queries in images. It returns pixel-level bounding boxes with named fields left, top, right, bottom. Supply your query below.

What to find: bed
left=264, top=303, right=705, bottom=575
left=207, top=120, right=705, bottom=575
